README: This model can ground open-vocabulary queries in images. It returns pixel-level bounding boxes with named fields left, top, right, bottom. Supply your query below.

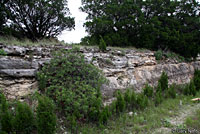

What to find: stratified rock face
left=0, top=44, right=199, bottom=99
left=0, top=77, right=37, bottom=100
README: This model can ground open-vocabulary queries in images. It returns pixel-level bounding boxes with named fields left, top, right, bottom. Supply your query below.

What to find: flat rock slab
left=0, top=69, right=36, bottom=77
left=0, top=57, right=32, bottom=69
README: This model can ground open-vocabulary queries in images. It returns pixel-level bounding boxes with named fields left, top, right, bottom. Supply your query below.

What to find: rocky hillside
left=0, top=44, right=200, bottom=100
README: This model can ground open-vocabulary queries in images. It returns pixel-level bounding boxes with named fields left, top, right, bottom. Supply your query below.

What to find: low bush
left=189, top=80, right=196, bottom=96
left=115, top=90, right=126, bottom=113
left=136, top=94, right=148, bottom=110
left=99, top=36, right=107, bottom=51
left=14, top=102, right=35, bottom=134
left=0, top=92, right=57, bottom=134
left=154, top=91, right=162, bottom=106
left=37, top=96, right=56, bottom=134
left=167, top=84, right=176, bottom=99
left=154, top=50, right=163, bottom=60
left=37, top=48, right=106, bottom=123
left=143, top=84, right=153, bottom=98
left=183, top=84, right=190, bottom=96
left=0, top=132, right=7, bottom=134
left=0, top=93, right=13, bottom=134
left=0, top=49, right=7, bottom=56
left=154, top=83, right=163, bottom=106
left=98, top=106, right=111, bottom=125
left=124, top=89, right=131, bottom=108
left=194, top=69, right=200, bottom=91
left=130, top=90, right=137, bottom=109
left=158, top=72, right=168, bottom=91
left=183, top=80, right=197, bottom=96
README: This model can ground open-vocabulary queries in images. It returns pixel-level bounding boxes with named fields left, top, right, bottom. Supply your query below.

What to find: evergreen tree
left=0, top=0, right=9, bottom=35
left=37, top=96, right=56, bottom=134
left=81, top=0, right=200, bottom=58
left=6, top=0, right=75, bottom=41
left=0, top=94, right=13, bottom=134
left=14, top=102, right=35, bottom=134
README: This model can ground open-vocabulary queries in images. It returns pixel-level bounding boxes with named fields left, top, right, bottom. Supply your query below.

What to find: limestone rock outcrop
left=0, top=44, right=199, bottom=99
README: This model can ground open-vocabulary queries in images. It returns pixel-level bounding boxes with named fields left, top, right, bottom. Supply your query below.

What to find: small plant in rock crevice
left=154, top=50, right=163, bottom=60
left=0, top=49, right=7, bottom=56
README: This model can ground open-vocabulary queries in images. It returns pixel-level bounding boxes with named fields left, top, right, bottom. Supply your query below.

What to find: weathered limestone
left=0, top=44, right=199, bottom=99
left=0, top=77, right=37, bottom=99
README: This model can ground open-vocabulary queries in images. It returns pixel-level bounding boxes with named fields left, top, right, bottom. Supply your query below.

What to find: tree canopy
left=0, top=0, right=9, bottom=35
left=81, top=0, right=200, bottom=58
left=3, top=0, right=75, bottom=41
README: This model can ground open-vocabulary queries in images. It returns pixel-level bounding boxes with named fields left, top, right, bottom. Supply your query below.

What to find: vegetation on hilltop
left=0, top=0, right=200, bottom=59
left=81, top=0, right=200, bottom=58
left=0, top=0, right=74, bottom=41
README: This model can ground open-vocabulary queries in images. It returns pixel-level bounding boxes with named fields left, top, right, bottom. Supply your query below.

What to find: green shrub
left=37, top=73, right=47, bottom=91
left=154, top=91, right=162, bottom=106
left=0, top=49, right=7, bottom=56
left=189, top=80, right=196, bottom=96
left=37, top=48, right=106, bottom=122
left=167, top=84, right=176, bottom=99
left=158, top=72, right=168, bottom=91
left=0, top=90, right=5, bottom=104
left=154, top=82, right=163, bottom=106
left=154, top=50, right=163, bottom=60
left=36, top=96, right=56, bottom=134
left=143, top=84, right=153, bottom=98
left=115, top=90, right=126, bottom=113
left=98, top=106, right=111, bottom=125
left=88, top=96, right=102, bottom=122
left=99, top=36, right=107, bottom=51
left=124, top=89, right=131, bottom=109
left=0, top=94, right=13, bottom=134
left=0, top=132, right=7, bottom=134
left=193, top=69, right=200, bottom=91
left=130, top=90, right=137, bottom=109
left=13, top=102, right=35, bottom=134
left=109, top=100, right=117, bottom=114
left=136, top=94, right=148, bottom=110
left=68, top=115, right=77, bottom=133
left=184, top=84, right=190, bottom=95
left=156, top=82, right=162, bottom=93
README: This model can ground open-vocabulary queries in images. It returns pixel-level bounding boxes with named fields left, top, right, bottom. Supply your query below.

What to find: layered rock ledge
left=0, top=44, right=199, bottom=99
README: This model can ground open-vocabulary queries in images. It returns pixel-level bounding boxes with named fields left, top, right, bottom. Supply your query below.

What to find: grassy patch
left=76, top=95, right=197, bottom=134
left=184, top=105, right=200, bottom=132
left=154, top=50, right=186, bottom=62
left=0, top=36, right=67, bottom=46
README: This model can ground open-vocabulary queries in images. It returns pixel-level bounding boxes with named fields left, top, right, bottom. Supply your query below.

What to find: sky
left=58, top=0, right=88, bottom=43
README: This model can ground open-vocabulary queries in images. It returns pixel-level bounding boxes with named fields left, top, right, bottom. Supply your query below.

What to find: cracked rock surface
left=0, top=44, right=200, bottom=99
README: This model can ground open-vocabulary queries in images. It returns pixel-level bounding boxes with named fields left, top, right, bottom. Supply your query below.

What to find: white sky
left=58, top=0, right=88, bottom=43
